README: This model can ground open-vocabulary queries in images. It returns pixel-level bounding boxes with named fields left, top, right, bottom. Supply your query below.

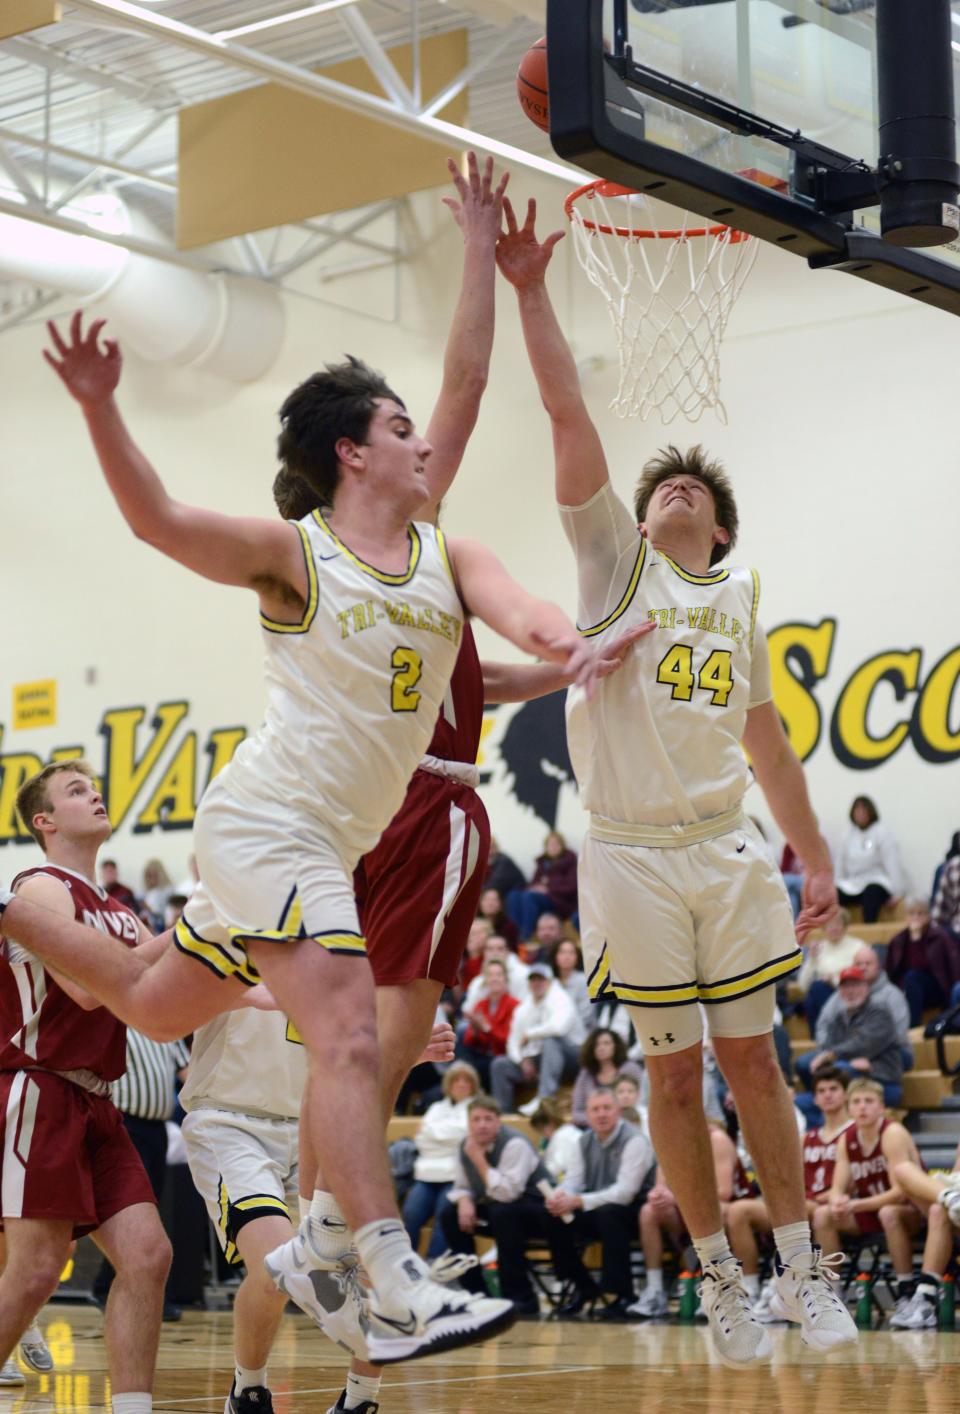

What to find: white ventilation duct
left=0, top=198, right=284, bottom=383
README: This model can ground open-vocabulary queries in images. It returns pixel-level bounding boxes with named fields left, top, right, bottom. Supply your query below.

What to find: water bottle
left=483, top=1262, right=501, bottom=1298
left=938, top=1274, right=955, bottom=1331
left=678, top=1270, right=700, bottom=1322
left=854, top=1272, right=873, bottom=1329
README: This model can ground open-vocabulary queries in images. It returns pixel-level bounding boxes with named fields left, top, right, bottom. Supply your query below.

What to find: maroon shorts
left=854, top=1209, right=883, bottom=1235
left=355, top=771, right=490, bottom=988
left=0, top=1071, right=156, bottom=1237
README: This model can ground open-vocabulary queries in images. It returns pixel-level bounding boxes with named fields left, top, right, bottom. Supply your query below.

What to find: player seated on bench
left=888, top=1139, right=960, bottom=1329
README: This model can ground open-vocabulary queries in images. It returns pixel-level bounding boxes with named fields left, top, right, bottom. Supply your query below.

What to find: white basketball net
left=566, top=182, right=758, bottom=425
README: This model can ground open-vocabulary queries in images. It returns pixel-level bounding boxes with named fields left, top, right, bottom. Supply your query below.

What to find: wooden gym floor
left=7, top=1307, right=960, bottom=1414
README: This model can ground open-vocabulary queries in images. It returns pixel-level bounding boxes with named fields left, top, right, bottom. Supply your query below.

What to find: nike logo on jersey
left=736, top=840, right=746, bottom=854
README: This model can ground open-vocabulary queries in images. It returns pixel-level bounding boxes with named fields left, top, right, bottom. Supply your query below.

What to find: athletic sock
left=742, top=1272, right=760, bottom=1300
left=896, top=1275, right=915, bottom=1300
left=354, top=1219, right=417, bottom=1299
left=20, top=1325, right=42, bottom=1345
left=343, top=1371, right=382, bottom=1410
left=692, top=1231, right=734, bottom=1270
left=645, top=1268, right=664, bottom=1295
left=773, top=1221, right=814, bottom=1268
left=234, top=1366, right=268, bottom=1394
left=306, top=1190, right=351, bottom=1263
left=917, top=1273, right=940, bottom=1304
left=112, top=1394, right=152, bottom=1414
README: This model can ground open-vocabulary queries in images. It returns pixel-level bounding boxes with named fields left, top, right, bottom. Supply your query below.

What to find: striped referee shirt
left=111, top=1029, right=190, bottom=1121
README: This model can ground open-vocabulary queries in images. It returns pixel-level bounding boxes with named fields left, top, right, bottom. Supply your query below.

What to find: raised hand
left=595, top=621, right=657, bottom=679
left=496, top=196, right=565, bottom=289
left=418, top=1019, right=456, bottom=1065
left=532, top=619, right=655, bottom=699
left=442, top=150, right=509, bottom=244
left=44, top=311, right=121, bottom=408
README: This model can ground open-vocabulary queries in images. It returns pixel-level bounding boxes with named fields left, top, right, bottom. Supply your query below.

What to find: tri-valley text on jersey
left=645, top=606, right=746, bottom=644
left=335, top=598, right=463, bottom=643
left=0, top=618, right=958, bottom=845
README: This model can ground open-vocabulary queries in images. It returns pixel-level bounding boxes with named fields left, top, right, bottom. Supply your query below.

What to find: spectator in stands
left=547, top=1088, right=655, bottom=1320
left=458, top=918, right=492, bottom=995
left=780, top=841, right=804, bottom=920
left=835, top=795, right=905, bottom=923
left=798, top=967, right=904, bottom=1117
left=483, top=836, right=526, bottom=900
left=401, top=1061, right=480, bottom=1260
left=519, top=911, right=565, bottom=965
left=441, top=1095, right=598, bottom=1316
left=889, top=1140, right=960, bottom=1329
left=814, top=1079, right=922, bottom=1318
left=589, top=993, right=637, bottom=1053
left=885, top=896, right=960, bottom=1027
left=490, top=963, right=584, bottom=1115
left=551, top=937, right=593, bottom=1031
left=613, top=1073, right=645, bottom=1127
left=461, top=934, right=529, bottom=1015
left=530, top=1096, right=583, bottom=1183
left=456, top=959, right=519, bottom=1088
left=100, top=858, right=138, bottom=911
left=477, top=887, right=519, bottom=950
left=797, top=944, right=912, bottom=1100
left=796, top=909, right=865, bottom=1035
left=139, top=858, right=173, bottom=932
left=571, top=1029, right=643, bottom=1128
left=507, top=831, right=579, bottom=939
left=931, top=831, right=960, bottom=916
left=725, top=1069, right=851, bottom=1321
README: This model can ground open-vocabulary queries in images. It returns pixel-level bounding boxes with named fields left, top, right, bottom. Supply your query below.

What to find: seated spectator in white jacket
left=835, top=795, right=905, bottom=922
left=530, top=1096, right=583, bottom=1183
left=546, top=1088, right=655, bottom=1321
left=462, top=935, right=529, bottom=1012
left=401, top=1062, right=480, bottom=1259
left=490, top=963, right=585, bottom=1115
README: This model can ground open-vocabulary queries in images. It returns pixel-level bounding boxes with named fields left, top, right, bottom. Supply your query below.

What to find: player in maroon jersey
left=0, top=761, right=170, bottom=1414
left=726, top=1069, right=851, bottom=1317
left=817, top=1078, right=922, bottom=1314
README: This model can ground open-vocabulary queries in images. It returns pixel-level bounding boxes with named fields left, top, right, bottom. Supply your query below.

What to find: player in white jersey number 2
left=496, top=197, right=858, bottom=1368
left=4, top=235, right=642, bottom=1365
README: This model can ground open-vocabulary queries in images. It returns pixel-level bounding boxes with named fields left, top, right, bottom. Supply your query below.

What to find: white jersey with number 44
left=562, top=482, right=773, bottom=829
left=220, top=510, right=464, bottom=861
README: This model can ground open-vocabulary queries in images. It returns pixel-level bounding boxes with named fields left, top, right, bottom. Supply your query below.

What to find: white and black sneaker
left=19, top=1332, right=53, bottom=1374
left=264, top=1248, right=370, bottom=1359
left=698, top=1258, right=773, bottom=1368
left=365, top=1251, right=515, bottom=1365
left=770, top=1248, right=858, bottom=1351
left=889, top=1289, right=938, bottom=1331
left=0, top=1359, right=24, bottom=1388
left=225, top=1381, right=274, bottom=1414
left=626, top=1286, right=669, bottom=1320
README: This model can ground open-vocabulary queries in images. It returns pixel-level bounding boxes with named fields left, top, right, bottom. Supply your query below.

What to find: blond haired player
left=496, top=195, right=857, bottom=1368
left=814, top=1078, right=922, bottom=1322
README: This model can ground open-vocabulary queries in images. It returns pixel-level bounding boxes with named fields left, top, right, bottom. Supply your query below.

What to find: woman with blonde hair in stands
left=139, top=858, right=173, bottom=932
left=401, top=1061, right=481, bottom=1260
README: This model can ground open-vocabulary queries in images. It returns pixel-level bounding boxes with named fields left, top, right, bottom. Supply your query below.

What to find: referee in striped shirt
left=93, top=1030, right=190, bottom=1318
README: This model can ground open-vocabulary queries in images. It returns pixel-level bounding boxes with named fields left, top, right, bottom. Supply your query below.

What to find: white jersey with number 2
left=220, top=510, right=464, bottom=861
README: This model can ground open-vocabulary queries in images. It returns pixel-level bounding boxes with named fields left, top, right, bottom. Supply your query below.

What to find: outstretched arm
left=496, top=196, right=609, bottom=507
left=44, top=314, right=306, bottom=619
left=742, top=699, right=836, bottom=940
left=481, top=621, right=654, bottom=703
left=420, top=153, right=508, bottom=521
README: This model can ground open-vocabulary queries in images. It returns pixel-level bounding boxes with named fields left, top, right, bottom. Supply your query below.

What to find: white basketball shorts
left=181, top=1106, right=299, bottom=1263
left=580, top=814, right=801, bottom=1055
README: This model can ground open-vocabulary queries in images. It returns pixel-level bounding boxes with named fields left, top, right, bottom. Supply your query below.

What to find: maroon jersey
left=846, top=1118, right=890, bottom=1201
left=425, top=620, right=483, bottom=763
left=0, top=866, right=139, bottom=1082
left=803, top=1121, right=851, bottom=1199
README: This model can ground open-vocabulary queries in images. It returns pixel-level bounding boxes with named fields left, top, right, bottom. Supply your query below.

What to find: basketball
left=517, top=38, right=548, bottom=133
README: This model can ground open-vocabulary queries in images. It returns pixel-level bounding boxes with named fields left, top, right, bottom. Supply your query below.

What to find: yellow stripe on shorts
left=698, top=948, right=803, bottom=1003
left=175, top=918, right=260, bottom=988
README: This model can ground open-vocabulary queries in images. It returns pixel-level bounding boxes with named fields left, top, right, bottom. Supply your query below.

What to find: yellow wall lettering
left=830, top=648, right=922, bottom=770
left=767, top=619, right=837, bottom=762
left=99, top=702, right=190, bottom=830
left=134, top=733, right=198, bottom=832
left=0, top=746, right=45, bottom=842
left=912, top=645, right=960, bottom=763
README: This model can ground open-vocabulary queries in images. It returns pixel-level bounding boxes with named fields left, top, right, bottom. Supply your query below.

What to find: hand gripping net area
left=565, top=182, right=758, bottom=425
